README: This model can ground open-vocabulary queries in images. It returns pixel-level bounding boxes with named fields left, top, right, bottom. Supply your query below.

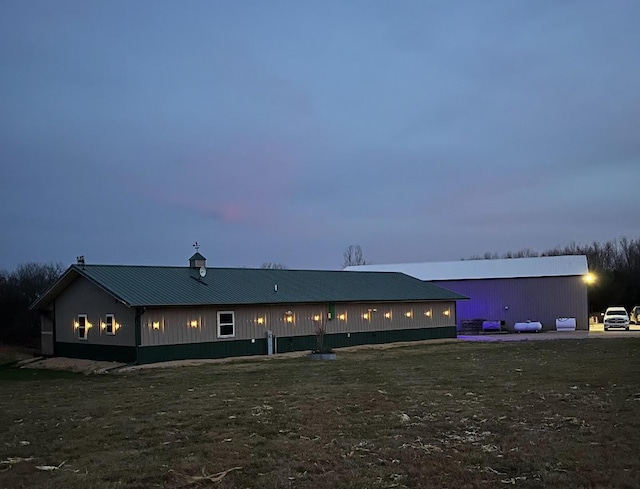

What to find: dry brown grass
left=0, top=345, right=34, bottom=366
left=1, top=338, right=640, bottom=488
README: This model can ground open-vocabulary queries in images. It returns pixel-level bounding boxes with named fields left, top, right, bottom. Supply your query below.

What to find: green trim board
left=55, top=342, right=136, bottom=363
left=275, top=325, right=457, bottom=353
left=136, top=326, right=457, bottom=364
left=55, top=327, right=457, bottom=364
left=137, top=338, right=267, bottom=364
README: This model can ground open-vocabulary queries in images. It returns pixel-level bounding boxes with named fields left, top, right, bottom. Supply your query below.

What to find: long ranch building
left=30, top=253, right=467, bottom=364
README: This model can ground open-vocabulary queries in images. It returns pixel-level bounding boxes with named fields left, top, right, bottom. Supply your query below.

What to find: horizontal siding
left=431, top=276, right=588, bottom=331
left=55, top=276, right=136, bottom=346
left=140, top=301, right=457, bottom=347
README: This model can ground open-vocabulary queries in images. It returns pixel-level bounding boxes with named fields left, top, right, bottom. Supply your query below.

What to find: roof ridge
left=78, top=264, right=405, bottom=274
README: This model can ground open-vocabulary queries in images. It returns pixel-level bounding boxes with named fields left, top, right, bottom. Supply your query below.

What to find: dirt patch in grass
left=1, top=338, right=640, bottom=488
left=0, top=345, right=36, bottom=366
left=19, top=356, right=125, bottom=374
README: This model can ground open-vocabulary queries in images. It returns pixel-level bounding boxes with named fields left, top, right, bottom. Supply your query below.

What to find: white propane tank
left=556, top=317, right=576, bottom=331
left=514, top=321, right=542, bottom=332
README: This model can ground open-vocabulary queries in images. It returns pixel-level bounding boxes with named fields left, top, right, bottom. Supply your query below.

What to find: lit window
left=105, top=314, right=115, bottom=335
left=77, top=314, right=87, bottom=340
left=217, top=311, right=235, bottom=338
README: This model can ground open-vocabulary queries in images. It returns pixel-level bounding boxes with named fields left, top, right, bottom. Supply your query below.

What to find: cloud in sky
left=1, top=0, right=639, bottom=270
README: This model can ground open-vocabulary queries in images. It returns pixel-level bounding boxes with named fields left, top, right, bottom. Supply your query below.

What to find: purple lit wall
left=429, top=276, right=589, bottom=331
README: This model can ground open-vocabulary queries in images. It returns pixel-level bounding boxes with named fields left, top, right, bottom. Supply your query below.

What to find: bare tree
left=314, top=315, right=328, bottom=353
left=342, top=245, right=368, bottom=268
left=260, top=262, right=288, bottom=270
left=0, top=262, right=65, bottom=347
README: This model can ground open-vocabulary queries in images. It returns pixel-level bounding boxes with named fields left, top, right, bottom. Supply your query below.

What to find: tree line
left=0, top=262, right=65, bottom=348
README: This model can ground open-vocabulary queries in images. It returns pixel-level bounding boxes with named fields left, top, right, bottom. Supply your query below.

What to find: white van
left=603, top=307, right=629, bottom=331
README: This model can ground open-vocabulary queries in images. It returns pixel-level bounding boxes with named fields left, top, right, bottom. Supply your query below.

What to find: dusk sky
left=2, top=1, right=639, bottom=271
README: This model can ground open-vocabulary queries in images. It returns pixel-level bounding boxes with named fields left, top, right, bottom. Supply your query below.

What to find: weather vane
left=193, top=241, right=200, bottom=252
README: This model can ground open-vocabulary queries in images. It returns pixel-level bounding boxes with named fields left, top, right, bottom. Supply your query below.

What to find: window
left=78, top=314, right=87, bottom=340
left=217, top=311, right=235, bottom=338
left=105, top=314, right=115, bottom=335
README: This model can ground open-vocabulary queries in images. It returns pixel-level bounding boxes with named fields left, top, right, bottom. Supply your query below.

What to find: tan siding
left=141, top=301, right=457, bottom=346
left=55, top=277, right=136, bottom=346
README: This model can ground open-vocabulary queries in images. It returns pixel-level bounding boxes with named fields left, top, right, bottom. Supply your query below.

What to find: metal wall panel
left=137, top=326, right=457, bottom=363
left=141, top=301, right=457, bottom=347
left=40, top=315, right=54, bottom=355
left=431, top=276, right=588, bottom=331
left=55, top=277, right=136, bottom=345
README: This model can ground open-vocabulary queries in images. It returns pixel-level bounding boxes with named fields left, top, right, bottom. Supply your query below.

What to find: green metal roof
left=189, top=252, right=206, bottom=261
left=32, top=265, right=468, bottom=309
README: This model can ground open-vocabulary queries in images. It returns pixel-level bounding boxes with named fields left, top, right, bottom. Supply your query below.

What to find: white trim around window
left=77, top=314, right=88, bottom=340
left=217, top=311, right=235, bottom=338
left=105, top=314, right=115, bottom=335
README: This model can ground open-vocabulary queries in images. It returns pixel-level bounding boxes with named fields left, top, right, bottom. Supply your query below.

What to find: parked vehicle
left=630, top=306, right=640, bottom=324
left=603, top=307, right=629, bottom=331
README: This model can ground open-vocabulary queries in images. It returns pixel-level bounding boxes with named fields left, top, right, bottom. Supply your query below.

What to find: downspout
left=135, top=307, right=145, bottom=365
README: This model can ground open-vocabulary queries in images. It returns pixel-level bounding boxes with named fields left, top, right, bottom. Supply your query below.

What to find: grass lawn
left=1, top=338, right=640, bottom=488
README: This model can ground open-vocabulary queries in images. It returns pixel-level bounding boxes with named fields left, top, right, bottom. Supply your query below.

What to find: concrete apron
left=458, top=329, right=640, bottom=342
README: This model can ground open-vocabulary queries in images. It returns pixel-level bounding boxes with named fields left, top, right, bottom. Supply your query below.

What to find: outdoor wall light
left=384, top=312, right=392, bottom=319
left=443, top=310, right=450, bottom=316
left=284, top=311, right=294, bottom=323
left=362, top=312, right=370, bottom=320
left=405, top=311, right=413, bottom=318
left=152, top=321, right=160, bottom=330
left=312, top=314, right=322, bottom=322
left=257, top=317, right=265, bottom=325
left=189, top=320, right=199, bottom=328
left=424, top=310, right=432, bottom=317
left=338, top=313, right=347, bottom=321
left=583, top=273, right=596, bottom=284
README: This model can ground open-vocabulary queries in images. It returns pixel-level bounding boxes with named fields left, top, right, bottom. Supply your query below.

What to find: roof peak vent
left=189, top=242, right=206, bottom=268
